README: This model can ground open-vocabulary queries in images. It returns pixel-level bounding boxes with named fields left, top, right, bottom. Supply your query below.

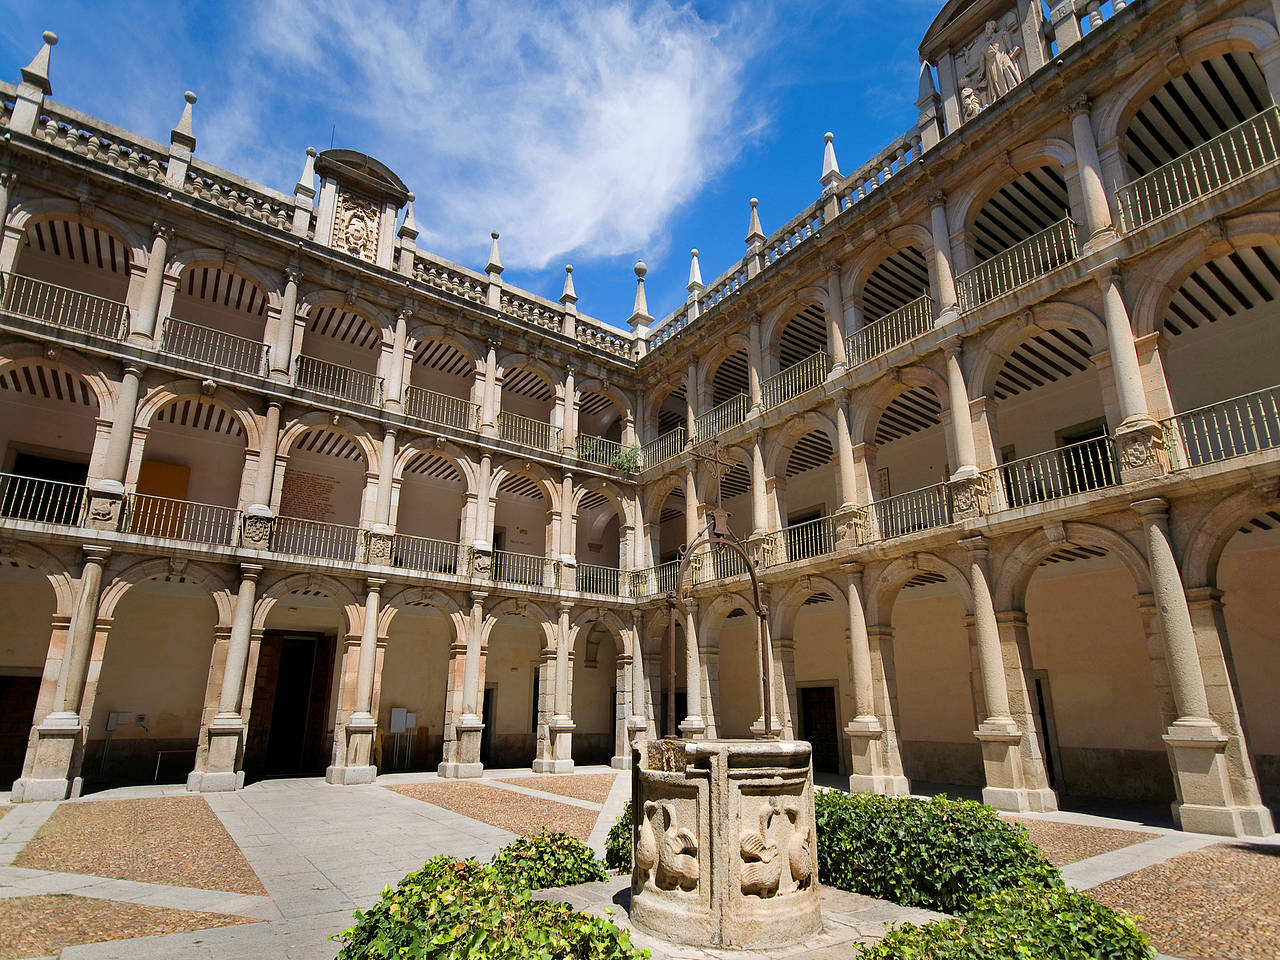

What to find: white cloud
left=227, top=0, right=765, bottom=270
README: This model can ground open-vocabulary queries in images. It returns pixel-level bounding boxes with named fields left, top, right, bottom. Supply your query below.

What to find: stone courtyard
left=0, top=770, right=1275, bottom=959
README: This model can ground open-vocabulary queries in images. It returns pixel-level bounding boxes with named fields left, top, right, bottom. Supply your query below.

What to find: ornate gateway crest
left=335, top=190, right=380, bottom=262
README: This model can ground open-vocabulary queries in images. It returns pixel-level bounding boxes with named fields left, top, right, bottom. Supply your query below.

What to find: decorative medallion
left=335, top=189, right=380, bottom=262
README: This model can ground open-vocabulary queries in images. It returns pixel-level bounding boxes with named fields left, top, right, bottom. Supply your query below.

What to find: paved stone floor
left=0, top=771, right=1273, bottom=959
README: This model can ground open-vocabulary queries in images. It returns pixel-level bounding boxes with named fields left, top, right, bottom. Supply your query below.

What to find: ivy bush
left=489, top=831, right=607, bottom=891
left=861, top=887, right=1154, bottom=960
left=333, top=856, right=646, bottom=960
left=604, top=799, right=632, bottom=872
left=814, top=791, right=1062, bottom=912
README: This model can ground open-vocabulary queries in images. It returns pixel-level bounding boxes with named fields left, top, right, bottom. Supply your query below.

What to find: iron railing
left=122, top=492, right=238, bottom=545
left=694, top=394, right=748, bottom=441
left=492, top=548, right=556, bottom=587
left=294, top=355, right=384, bottom=407
left=641, top=428, right=687, bottom=468
left=497, top=411, right=561, bottom=452
left=1163, top=385, right=1280, bottom=469
left=761, top=350, right=831, bottom=409
left=2, top=274, right=129, bottom=339
left=781, top=515, right=837, bottom=563
left=271, top=515, right=362, bottom=562
left=161, top=317, right=269, bottom=376
left=387, top=533, right=469, bottom=575
left=870, top=484, right=952, bottom=540
left=576, top=563, right=622, bottom=596
left=847, top=295, right=934, bottom=365
left=403, top=386, right=480, bottom=432
left=629, top=561, right=680, bottom=599
left=0, top=471, right=87, bottom=526
left=1116, top=107, right=1280, bottom=232
left=957, top=218, right=1078, bottom=311
left=988, top=436, right=1119, bottom=511
left=576, top=435, right=640, bottom=471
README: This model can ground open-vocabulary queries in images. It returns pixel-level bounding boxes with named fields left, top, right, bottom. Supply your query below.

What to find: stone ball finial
left=565, top=264, right=573, bottom=274
left=824, top=131, right=834, bottom=143
left=407, top=191, right=415, bottom=202
left=491, top=230, right=500, bottom=240
left=184, top=91, right=198, bottom=105
left=691, top=248, right=698, bottom=257
left=634, top=260, right=647, bottom=278
left=750, top=197, right=759, bottom=208
left=306, top=146, right=317, bottom=157
left=42, top=30, right=58, bottom=46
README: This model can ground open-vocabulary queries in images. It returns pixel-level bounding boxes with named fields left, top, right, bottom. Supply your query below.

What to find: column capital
left=151, top=220, right=174, bottom=242
left=928, top=189, right=947, bottom=207
left=958, top=533, right=990, bottom=557
left=283, top=264, right=303, bottom=285
left=822, top=258, right=842, bottom=275
left=995, top=609, right=1029, bottom=627
left=1064, top=95, right=1092, bottom=117
left=944, top=339, right=964, bottom=361
left=558, top=599, right=573, bottom=615
left=365, top=577, right=387, bottom=593
left=470, top=589, right=488, bottom=606
left=841, top=559, right=865, bottom=580
left=383, top=426, right=397, bottom=441
left=237, top=562, right=264, bottom=581
left=121, top=361, right=147, bottom=379
left=81, top=545, right=112, bottom=565
left=1131, top=496, right=1170, bottom=522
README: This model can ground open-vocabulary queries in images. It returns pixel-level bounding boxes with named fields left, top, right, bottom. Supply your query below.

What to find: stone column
left=479, top=339, right=499, bottom=436
left=962, top=536, right=1047, bottom=812
left=537, top=602, right=575, bottom=773
left=994, top=610, right=1058, bottom=810
left=1067, top=97, right=1115, bottom=243
left=440, top=592, right=486, bottom=777
left=196, top=563, right=261, bottom=792
left=559, top=471, right=575, bottom=566
left=684, top=465, right=700, bottom=551
left=685, top=361, right=699, bottom=437
left=14, top=546, right=109, bottom=801
left=832, top=394, right=858, bottom=512
left=929, top=192, right=958, bottom=319
left=328, top=578, right=383, bottom=785
left=749, top=432, right=769, bottom=536
left=242, top=401, right=281, bottom=548
left=824, top=261, right=849, bottom=372
left=626, top=612, right=649, bottom=756
left=1100, top=268, right=1165, bottom=479
left=1133, top=499, right=1270, bottom=836
left=750, top=602, right=780, bottom=738
left=843, top=563, right=907, bottom=794
left=128, top=222, right=172, bottom=344
left=366, top=429, right=397, bottom=563
left=945, top=343, right=986, bottom=519
left=269, top=266, right=301, bottom=381
left=679, top=600, right=705, bottom=738
left=561, top=366, right=577, bottom=455
left=748, top=315, right=764, bottom=411
left=383, top=305, right=410, bottom=410
left=88, top=363, right=144, bottom=529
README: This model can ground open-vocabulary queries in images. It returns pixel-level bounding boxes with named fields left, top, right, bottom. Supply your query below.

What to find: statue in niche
left=957, top=11, right=1027, bottom=119
left=961, top=87, right=983, bottom=121
left=980, top=19, right=1024, bottom=100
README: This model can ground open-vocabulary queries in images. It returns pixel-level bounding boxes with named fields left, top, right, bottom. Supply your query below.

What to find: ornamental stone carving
left=958, top=11, right=1028, bottom=119
left=86, top=493, right=121, bottom=530
left=241, top=514, right=273, bottom=547
left=1116, top=429, right=1167, bottom=481
left=335, top=189, right=380, bottom=262
left=365, top=532, right=392, bottom=564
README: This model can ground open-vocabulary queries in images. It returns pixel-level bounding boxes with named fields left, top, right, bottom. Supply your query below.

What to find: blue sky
left=0, top=0, right=941, bottom=329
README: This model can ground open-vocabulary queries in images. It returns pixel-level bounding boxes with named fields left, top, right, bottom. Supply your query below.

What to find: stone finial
left=295, top=146, right=317, bottom=200
left=486, top=231, right=503, bottom=275
left=916, top=60, right=939, bottom=106
left=171, top=91, right=197, bottom=151
left=398, top=192, right=418, bottom=241
left=20, top=30, right=57, bottom=95
left=820, top=132, right=841, bottom=189
left=560, top=264, right=577, bottom=305
left=687, top=248, right=703, bottom=293
left=630, top=260, right=650, bottom=321
left=745, top=198, right=765, bottom=244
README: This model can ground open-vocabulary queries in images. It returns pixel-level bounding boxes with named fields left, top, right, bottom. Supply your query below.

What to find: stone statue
left=961, top=86, right=983, bottom=121
left=980, top=19, right=1023, bottom=101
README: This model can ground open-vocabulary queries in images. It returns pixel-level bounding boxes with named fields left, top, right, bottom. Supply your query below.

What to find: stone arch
left=569, top=607, right=630, bottom=655
left=852, top=362, right=950, bottom=447
left=166, top=247, right=282, bottom=311
left=1096, top=16, right=1280, bottom=148
left=993, top=522, right=1152, bottom=612
left=134, top=380, right=262, bottom=451
left=6, top=196, right=149, bottom=268
left=491, top=459, right=563, bottom=513
left=278, top=412, right=378, bottom=468
left=574, top=377, right=631, bottom=422
left=573, top=478, right=633, bottom=526
left=845, top=223, right=936, bottom=311
left=644, top=473, right=685, bottom=526
left=381, top=585, right=467, bottom=635
left=1130, top=211, right=1280, bottom=338
left=253, top=572, right=361, bottom=633
left=392, top=438, right=476, bottom=492
left=867, top=552, right=974, bottom=626
left=970, top=301, right=1110, bottom=400
left=405, top=321, right=481, bottom=364
left=0, top=541, right=76, bottom=616
left=764, top=409, right=840, bottom=478
left=761, top=286, right=831, bottom=358
left=952, top=139, right=1077, bottom=238
left=495, top=351, right=560, bottom=389
left=770, top=575, right=848, bottom=639
left=99, top=558, right=234, bottom=625
left=299, top=290, right=395, bottom=342
left=696, top=335, right=752, bottom=394
left=699, top=590, right=756, bottom=639
left=644, top=377, right=688, bottom=438
left=481, top=597, right=557, bottom=648
left=0, top=340, right=115, bottom=420
left=1181, top=488, right=1280, bottom=590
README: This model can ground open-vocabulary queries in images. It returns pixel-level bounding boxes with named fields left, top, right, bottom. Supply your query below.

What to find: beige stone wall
left=485, top=617, right=541, bottom=766
left=571, top=626, right=617, bottom=763
left=377, top=607, right=452, bottom=769
left=0, top=566, right=56, bottom=670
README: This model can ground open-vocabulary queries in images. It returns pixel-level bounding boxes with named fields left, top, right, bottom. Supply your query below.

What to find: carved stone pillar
left=1099, top=268, right=1165, bottom=480
left=994, top=610, right=1058, bottom=809
left=269, top=266, right=300, bottom=381
left=440, top=592, right=486, bottom=777
left=626, top=612, right=649, bottom=755
left=537, top=602, right=575, bottom=773
left=680, top=600, right=705, bottom=738
left=831, top=394, right=858, bottom=512
left=1066, top=97, right=1115, bottom=243
left=480, top=339, right=499, bottom=436
left=747, top=315, right=764, bottom=412
left=824, top=261, right=849, bottom=372
left=88, top=363, right=144, bottom=529
left=328, top=578, right=384, bottom=785
left=685, top=361, right=699, bottom=437
left=843, top=563, right=907, bottom=794
left=561, top=366, right=577, bottom=455
left=367, top=429, right=397, bottom=562
left=750, top=432, right=769, bottom=536
left=929, top=192, right=958, bottom=319
left=128, top=221, right=172, bottom=344
left=383, top=304, right=410, bottom=409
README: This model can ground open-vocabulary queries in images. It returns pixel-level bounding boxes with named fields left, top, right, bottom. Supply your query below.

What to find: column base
left=326, top=764, right=378, bottom=785
left=848, top=773, right=911, bottom=796
left=1173, top=801, right=1275, bottom=838
left=611, top=755, right=633, bottom=770
left=532, top=758, right=575, bottom=773
left=750, top=715, right=783, bottom=738
left=1163, top=720, right=1271, bottom=837
left=981, top=785, right=1058, bottom=813
left=679, top=716, right=707, bottom=739
left=437, top=761, right=484, bottom=778
left=188, top=770, right=245, bottom=793
left=11, top=777, right=77, bottom=802
left=13, top=714, right=83, bottom=802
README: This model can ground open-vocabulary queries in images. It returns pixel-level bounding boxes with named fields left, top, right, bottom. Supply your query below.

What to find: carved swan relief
left=653, top=801, right=699, bottom=892
left=635, top=800, right=659, bottom=881
left=739, top=799, right=783, bottom=898
left=782, top=801, right=814, bottom=889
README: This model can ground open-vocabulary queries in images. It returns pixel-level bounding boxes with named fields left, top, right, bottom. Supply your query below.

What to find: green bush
left=604, top=799, right=632, bottom=872
left=489, top=831, right=607, bottom=891
left=861, top=887, right=1154, bottom=960
left=333, top=856, right=647, bottom=960
left=813, top=791, right=1061, bottom=912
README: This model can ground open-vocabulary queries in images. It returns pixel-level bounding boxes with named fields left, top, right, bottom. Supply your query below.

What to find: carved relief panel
left=957, top=9, right=1029, bottom=120
left=335, top=188, right=381, bottom=263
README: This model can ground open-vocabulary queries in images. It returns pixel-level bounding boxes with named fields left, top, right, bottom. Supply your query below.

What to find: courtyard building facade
left=0, top=0, right=1276, bottom=839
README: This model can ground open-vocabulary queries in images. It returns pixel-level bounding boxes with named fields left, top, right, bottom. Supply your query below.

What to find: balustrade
left=576, top=435, right=640, bottom=471
left=386, top=532, right=469, bottom=575
left=403, top=386, right=479, bottom=432
left=987, top=436, right=1119, bottom=510
left=781, top=515, right=836, bottom=563
left=871, top=484, right=952, bottom=540
left=0, top=471, right=86, bottom=526
left=497, top=410, right=561, bottom=452
left=956, top=219, right=1078, bottom=311
left=492, top=548, right=557, bottom=588
left=1164, top=385, right=1280, bottom=469
left=294, top=355, right=383, bottom=407
left=629, top=560, right=680, bottom=599
left=694, top=394, right=748, bottom=442
left=161, top=317, right=269, bottom=376
left=1116, top=107, right=1280, bottom=232
left=413, top=256, right=488, bottom=304
left=576, top=563, right=621, bottom=596
left=761, top=350, right=830, bottom=409
left=271, top=515, right=362, bottom=562
left=2, top=274, right=128, bottom=339
left=641, top=428, right=687, bottom=469
left=846, top=295, right=934, bottom=365
left=121, top=493, right=238, bottom=545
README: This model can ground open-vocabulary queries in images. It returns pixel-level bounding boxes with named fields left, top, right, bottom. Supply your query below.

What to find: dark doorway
left=658, top=691, right=688, bottom=737
left=0, top=675, right=40, bottom=789
left=245, top=631, right=335, bottom=778
left=799, top=686, right=840, bottom=774
left=480, top=685, right=495, bottom=766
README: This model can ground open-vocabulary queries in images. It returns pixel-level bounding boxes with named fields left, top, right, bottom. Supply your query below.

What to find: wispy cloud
left=201, top=0, right=767, bottom=271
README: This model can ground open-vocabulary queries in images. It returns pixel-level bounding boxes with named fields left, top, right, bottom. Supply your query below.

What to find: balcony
left=161, top=317, right=269, bottom=377
left=956, top=218, right=1078, bottom=312
left=497, top=411, right=561, bottom=453
left=641, top=428, right=687, bottom=469
left=387, top=532, right=470, bottom=576
left=1116, top=107, right=1280, bottom=233
left=629, top=560, right=680, bottom=599
left=870, top=484, right=952, bottom=540
left=984, top=436, right=1119, bottom=511
left=294, top=355, right=384, bottom=407
left=761, top=350, right=830, bottom=409
left=271, top=515, right=363, bottom=563
left=694, top=394, right=748, bottom=442
left=847, top=295, right=934, bottom=366
left=403, top=385, right=479, bottom=433
left=492, top=548, right=558, bottom=587
left=2, top=273, right=129, bottom=340
left=121, top=492, right=238, bottom=546
left=575, top=435, right=640, bottom=472
left=0, top=472, right=87, bottom=526
left=576, top=562, right=621, bottom=597
left=1164, top=385, right=1280, bottom=470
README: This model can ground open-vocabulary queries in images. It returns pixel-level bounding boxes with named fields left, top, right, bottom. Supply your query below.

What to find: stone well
left=629, top=738, right=822, bottom=950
